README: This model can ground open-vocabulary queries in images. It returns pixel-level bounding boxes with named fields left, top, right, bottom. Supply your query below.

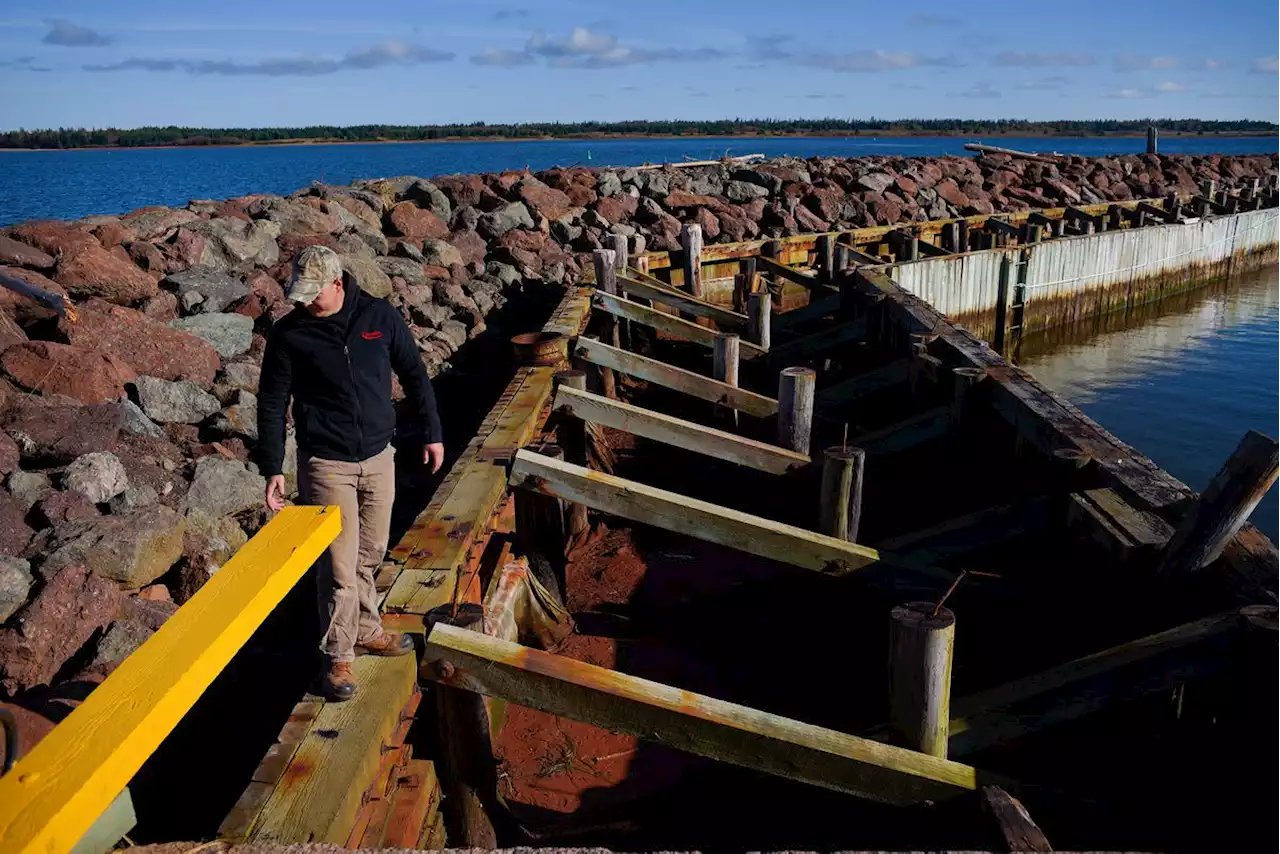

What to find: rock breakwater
left=1, top=151, right=1276, bottom=751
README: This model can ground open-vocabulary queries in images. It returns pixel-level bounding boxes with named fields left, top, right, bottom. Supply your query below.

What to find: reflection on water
left=1017, top=266, right=1279, bottom=540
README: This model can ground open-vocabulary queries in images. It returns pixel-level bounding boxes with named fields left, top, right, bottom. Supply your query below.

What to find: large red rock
left=803, top=186, right=845, bottom=223
left=0, top=266, right=71, bottom=325
left=0, top=234, right=55, bottom=269
left=434, top=174, right=487, bottom=207
left=446, top=229, right=489, bottom=266
left=2, top=342, right=136, bottom=405
left=0, top=490, right=33, bottom=555
left=126, top=241, right=166, bottom=275
left=497, top=229, right=548, bottom=254
left=794, top=205, right=829, bottom=232
left=0, top=564, right=123, bottom=695
left=593, top=195, right=637, bottom=224
left=61, top=299, right=221, bottom=387
left=92, top=221, right=137, bottom=249
left=328, top=194, right=381, bottom=230
left=53, top=241, right=160, bottom=304
left=517, top=181, right=572, bottom=222
left=387, top=202, right=448, bottom=242
left=164, top=227, right=207, bottom=272
left=0, top=431, right=18, bottom=475
left=0, top=401, right=123, bottom=464
left=663, top=189, right=720, bottom=210
left=1, top=311, right=27, bottom=350
left=119, top=207, right=201, bottom=241
left=693, top=207, right=721, bottom=240
left=7, top=221, right=97, bottom=256
left=0, top=702, right=55, bottom=769
left=934, top=178, right=970, bottom=209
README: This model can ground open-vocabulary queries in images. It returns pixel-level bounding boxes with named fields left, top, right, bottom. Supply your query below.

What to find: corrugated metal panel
left=888, top=209, right=1278, bottom=319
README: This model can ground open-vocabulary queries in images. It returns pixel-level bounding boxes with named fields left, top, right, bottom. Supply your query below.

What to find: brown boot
left=318, top=660, right=357, bottom=701
left=355, top=631, right=414, bottom=657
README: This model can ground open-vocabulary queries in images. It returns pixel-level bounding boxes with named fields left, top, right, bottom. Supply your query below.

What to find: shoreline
left=1, top=129, right=1276, bottom=153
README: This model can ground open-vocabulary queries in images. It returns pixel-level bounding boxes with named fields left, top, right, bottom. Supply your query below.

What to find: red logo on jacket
left=361, top=330, right=383, bottom=340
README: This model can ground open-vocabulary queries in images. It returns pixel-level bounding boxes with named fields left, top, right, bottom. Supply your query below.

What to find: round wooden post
left=957, top=219, right=970, bottom=252
left=777, top=367, right=816, bottom=456
left=820, top=446, right=866, bottom=542
left=680, top=223, right=704, bottom=299
left=427, top=603, right=500, bottom=847
left=834, top=244, right=850, bottom=275
left=713, top=333, right=741, bottom=428
left=888, top=601, right=956, bottom=759
left=592, top=250, right=620, bottom=399
left=816, top=233, right=835, bottom=282
left=747, top=289, right=772, bottom=351
left=515, top=443, right=569, bottom=594
left=554, top=371, right=590, bottom=539
left=950, top=366, right=985, bottom=430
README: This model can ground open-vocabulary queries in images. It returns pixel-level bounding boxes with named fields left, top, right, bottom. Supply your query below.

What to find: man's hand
left=425, top=442, right=444, bottom=474
left=265, top=475, right=287, bottom=511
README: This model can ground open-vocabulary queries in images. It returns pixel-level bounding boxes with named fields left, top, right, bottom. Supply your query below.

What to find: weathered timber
left=592, top=291, right=765, bottom=360
left=554, top=371, right=591, bottom=539
left=592, top=250, right=620, bottom=399
left=816, top=233, right=835, bottom=281
left=553, top=386, right=809, bottom=475
left=889, top=602, right=956, bottom=759
left=618, top=274, right=748, bottom=329
left=843, top=407, right=951, bottom=456
left=819, top=445, right=865, bottom=542
left=575, top=337, right=779, bottom=418
left=748, top=289, right=772, bottom=350
left=514, top=444, right=569, bottom=574
left=773, top=292, right=844, bottom=331
left=509, top=449, right=947, bottom=578
left=713, top=332, right=741, bottom=426
left=1158, top=430, right=1279, bottom=575
left=983, top=785, right=1053, bottom=853
left=250, top=654, right=418, bottom=844
left=420, top=623, right=984, bottom=806
left=767, top=317, right=868, bottom=365
left=963, top=142, right=1060, bottom=163
left=777, top=366, right=816, bottom=455
left=0, top=507, right=341, bottom=854
left=680, top=223, right=704, bottom=299
left=985, top=217, right=1021, bottom=239
left=757, top=254, right=821, bottom=288
left=816, top=360, right=911, bottom=412
left=875, top=497, right=1052, bottom=565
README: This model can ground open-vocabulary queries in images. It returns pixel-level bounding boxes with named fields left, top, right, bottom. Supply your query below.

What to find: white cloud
left=1250, top=56, right=1279, bottom=73
left=1105, top=87, right=1147, bottom=99
left=473, top=26, right=726, bottom=69
left=43, top=18, right=112, bottom=47
left=1015, top=75, right=1071, bottom=90
left=85, top=40, right=454, bottom=75
left=1155, top=81, right=1186, bottom=92
left=1114, top=55, right=1178, bottom=71
left=803, top=49, right=960, bottom=72
left=470, top=48, right=535, bottom=67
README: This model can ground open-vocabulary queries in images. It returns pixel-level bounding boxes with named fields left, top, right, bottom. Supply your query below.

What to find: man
left=258, top=245, right=445, bottom=701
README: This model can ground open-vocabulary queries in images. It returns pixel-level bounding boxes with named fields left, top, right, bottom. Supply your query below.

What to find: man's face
left=307, top=277, right=344, bottom=315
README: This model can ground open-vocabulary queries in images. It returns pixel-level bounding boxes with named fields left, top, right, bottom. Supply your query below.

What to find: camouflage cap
left=287, top=245, right=343, bottom=305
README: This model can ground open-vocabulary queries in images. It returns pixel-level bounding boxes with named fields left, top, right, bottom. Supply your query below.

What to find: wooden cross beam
left=772, top=292, right=843, bottom=332
left=617, top=274, right=749, bottom=329
left=816, top=360, right=911, bottom=412
left=420, top=623, right=985, bottom=806
left=766, top=317, right=868, bottom=365
left=509, top=449, right=951, bottom=581
left=592, top=291, right=766, bottom=360
left=552, top=386, right=810, bottom=476
left=574, top=337, right=778, bottom=418
left=985, top=217, right=1022, bottom=239
left=756, top=254, right=823, bottom=289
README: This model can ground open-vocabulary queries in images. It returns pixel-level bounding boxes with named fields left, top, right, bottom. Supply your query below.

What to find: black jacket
left=256, top=283, right=442, bottom=476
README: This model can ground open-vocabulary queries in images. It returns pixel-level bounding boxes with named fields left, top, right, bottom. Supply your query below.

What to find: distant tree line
left=0, top=118, right=1275, bottom=149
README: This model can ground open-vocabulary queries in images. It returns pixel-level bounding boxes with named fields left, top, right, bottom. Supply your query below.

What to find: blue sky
left=0, top=1, right=1276, bottom=129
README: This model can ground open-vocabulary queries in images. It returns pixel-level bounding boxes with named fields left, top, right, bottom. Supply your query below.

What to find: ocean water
left=1018, top=266, right=1280, bottom=541
left=0, top=134, right=1275, bottom=227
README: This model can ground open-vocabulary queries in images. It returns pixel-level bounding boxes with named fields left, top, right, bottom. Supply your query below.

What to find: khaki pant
left=298, top=446, right=394, bottom=663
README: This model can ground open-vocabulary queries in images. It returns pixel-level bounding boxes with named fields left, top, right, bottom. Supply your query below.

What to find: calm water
left=0, top=135, right=1276, bottom=227
left=1018, top=267, right=1279, bottom=540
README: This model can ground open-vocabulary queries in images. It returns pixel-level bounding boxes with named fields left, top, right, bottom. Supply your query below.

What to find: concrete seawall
left=890, top=207, right=1279, bottom=342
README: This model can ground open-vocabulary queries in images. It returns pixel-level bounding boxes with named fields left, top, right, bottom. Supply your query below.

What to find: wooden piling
left=834, top=244, right=851, bottom=274
left=899, top=231, right=919, bottom=262
left=957, top=219, right=970, bottom=252
left=681, top=223, right=704, bottom=299
left=1158, top=430, right=1279, bottom=576
left=888, top=601, right=956, bottom=759
left=713, top=333, right=741, bottom=427
left=950, top=367, right=986, bottom=430
left=1108, top=205, right=1123, bottom=231
left=607, top=234, right=631, bottom=347
left=777, top=367, right=816, bottom=456
left=428, top=604, right=500, bottom=848
left=592, top=251, right=620, bottom=399
left=514, top=443, right=569, bottom=591
left=817, top=233, right=835, bottom=282
left=748, top=289, right=772, bottom=351
left=819, top=445, right=866, bottom=542
left=1146, top=124, right=1158, bottom=154
left=553, top=371, right=591, bottom=540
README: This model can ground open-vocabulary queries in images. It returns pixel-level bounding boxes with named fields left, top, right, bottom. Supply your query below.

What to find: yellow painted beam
left=0, top=506, right=342, bottom=854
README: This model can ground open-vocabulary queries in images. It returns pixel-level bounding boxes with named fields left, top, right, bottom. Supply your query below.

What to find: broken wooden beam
left=983, top=785, right=1052, bottom=853
left=591, top=291, right=765, bottom=360
left=574, top=337, right=778, bottom=418
left=509, top=449, right=946, bottom=579
left=420, top=623, right=984, bottom=806
left=552, top=386, right=809, bottom=476
left=1158, top=430, right=1279, bottom=576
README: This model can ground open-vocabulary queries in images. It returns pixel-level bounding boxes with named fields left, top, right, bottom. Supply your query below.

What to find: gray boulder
left=221, top=362, right=261, bottom=394
left=89, top=619, right=154, bottom=667
left=597, top=171, right=622, bottom=197
left=182, top=457, right=265, bottom=519
left=164, top=267, right=250, bottom=314
left=0, top=556, right=34, bottom=623
left=187, top=217, right=281, bottom=272
left=42, top=505, right=186, bottom=588
left=169, top=313, right=254, bottom=360
left=335, top=231, right=377, bottom=261
left=120, top=399, right=167, bottom=440
left=450, top=206, right=481, bottom=233
left=439, top=319, right=469, bottom=350
left=346, top=225, right=389, bottom=257
left=479, top=202, right=534, bottom=239
left=725, top=180, right=770, bottom=202
left=64, top=451, right=129, bottom=504
left=6, top=471, right=52, bottom=510
left=378, top=257, right=429, bottom=287
left=731, top=168, right=783, bottom=194
left=340, top=255, right=393, bottom=298
left=421, top=239, right=463, bottom=269
left=407, top=181, right=452, bottom=220
left=108, top=484, right=159, bottom=515
left=135, top=375, right=221, bottom=424
left=856, top=172, right=895, bottom=194
left=213, top=390, right=258, bottom=441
